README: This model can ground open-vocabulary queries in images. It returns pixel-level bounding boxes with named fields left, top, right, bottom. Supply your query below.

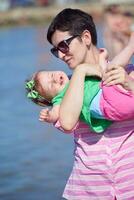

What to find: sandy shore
left=0, top=3, right=134, bottom=27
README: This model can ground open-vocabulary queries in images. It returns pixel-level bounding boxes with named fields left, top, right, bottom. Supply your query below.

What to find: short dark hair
left=47, top=8, right=97, bottom=45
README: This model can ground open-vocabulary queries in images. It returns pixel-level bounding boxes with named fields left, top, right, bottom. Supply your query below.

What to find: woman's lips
left=64, top=57, right=72, bottom=64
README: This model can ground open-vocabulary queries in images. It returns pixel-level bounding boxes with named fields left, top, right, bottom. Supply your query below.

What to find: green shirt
left=52, top=77, right=112, bottom=133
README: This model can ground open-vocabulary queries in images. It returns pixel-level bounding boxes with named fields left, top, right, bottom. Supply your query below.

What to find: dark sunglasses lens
left=51, top=42, right=69, bottom=58
left=58, top=41, right=69, bottom=53
left=51, top=48, right=58, bottom=58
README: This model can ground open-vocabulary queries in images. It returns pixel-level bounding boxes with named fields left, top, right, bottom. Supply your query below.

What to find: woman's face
left=51, top=30, right=90, bottom=69
left=37, top=71, right=69, bottom=100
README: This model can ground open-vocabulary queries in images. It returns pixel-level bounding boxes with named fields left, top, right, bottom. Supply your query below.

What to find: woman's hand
left=103, top=64, right=134, bottom=92
left=102, top=64, right=127, bottom=86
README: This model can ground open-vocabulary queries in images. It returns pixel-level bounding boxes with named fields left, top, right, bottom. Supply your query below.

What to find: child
left=26, top=33, right=134, bottom=133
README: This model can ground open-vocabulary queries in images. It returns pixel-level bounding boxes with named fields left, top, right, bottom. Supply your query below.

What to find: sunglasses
left=51, top=35, right=79, bottom=58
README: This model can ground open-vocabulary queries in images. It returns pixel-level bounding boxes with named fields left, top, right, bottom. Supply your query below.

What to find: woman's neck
left=85, top=45, right=100, bottom=65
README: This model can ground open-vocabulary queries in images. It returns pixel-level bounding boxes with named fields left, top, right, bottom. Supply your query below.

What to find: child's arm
left=99, top=49, right=128, bottom=87
left=59, top=63, right=101, bottom=131
left=39, top=105, right=60, bottom=123
left=99, top=33, right=134, bottom=91
left=99, top=33, right=134, bottom=72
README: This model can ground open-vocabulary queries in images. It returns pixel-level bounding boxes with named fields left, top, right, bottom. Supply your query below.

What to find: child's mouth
left=60, top=76, right=64, bottom=85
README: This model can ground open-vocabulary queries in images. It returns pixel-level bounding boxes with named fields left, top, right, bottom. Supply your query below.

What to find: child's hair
left=25, top=71, right=52, bottom=107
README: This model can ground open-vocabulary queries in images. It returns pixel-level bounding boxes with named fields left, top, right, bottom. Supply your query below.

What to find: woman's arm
left=59, top=63, right=101, bottom=131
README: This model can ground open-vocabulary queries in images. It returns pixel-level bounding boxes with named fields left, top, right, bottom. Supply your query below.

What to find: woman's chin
left=68, top=62, right=77, bottom=70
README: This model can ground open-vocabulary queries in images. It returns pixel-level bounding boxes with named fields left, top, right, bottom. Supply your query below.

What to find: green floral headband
left=25, top=79, right=52, bottom=106
left=25, top=80, right=43, bottom=99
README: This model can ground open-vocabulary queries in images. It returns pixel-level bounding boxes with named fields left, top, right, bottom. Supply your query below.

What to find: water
left=0, top=25, right=73, bottom=200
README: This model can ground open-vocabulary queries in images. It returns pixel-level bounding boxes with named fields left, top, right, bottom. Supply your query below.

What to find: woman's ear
left=81, top=30, right=92, bottom=46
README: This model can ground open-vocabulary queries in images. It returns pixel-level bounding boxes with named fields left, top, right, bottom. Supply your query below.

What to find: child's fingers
left=40, top=108, right=49, bottom=113
left=40, top=112, right=48, bottom=117
left=39, top=118, right=50, bottom=123
left=39, top=113, right=49, bottom=120
left=39, top=116, right=52, bottom=123
left=40, top=108, right=49, bottom=116
left=39, top=109, right=50, bottom=121
left=39, top=118, right=45, bottom=122
left=39, top=114, right=47, bottom=120
left=39, top=115, right=49, bottom=122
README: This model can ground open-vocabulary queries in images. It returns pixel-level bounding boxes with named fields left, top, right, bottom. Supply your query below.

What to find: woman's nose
left=58, top=50, right=66, bottom=60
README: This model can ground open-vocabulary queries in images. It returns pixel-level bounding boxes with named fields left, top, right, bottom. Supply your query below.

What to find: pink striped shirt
left=55, top=119, right=134, bottom=200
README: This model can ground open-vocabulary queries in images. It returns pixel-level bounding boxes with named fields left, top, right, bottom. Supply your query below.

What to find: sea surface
left=0, top=22, right=106, bottom=200
left=0, top=25, right=74, bottom=200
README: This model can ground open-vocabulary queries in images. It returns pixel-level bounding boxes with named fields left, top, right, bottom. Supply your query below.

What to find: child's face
left=38, top=71, right=69, bottom=100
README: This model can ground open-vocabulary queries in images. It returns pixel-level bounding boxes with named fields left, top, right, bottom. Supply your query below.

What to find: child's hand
left=39, top=105, right=60, bottom=123
left=39, top=108, right=54, bottom=123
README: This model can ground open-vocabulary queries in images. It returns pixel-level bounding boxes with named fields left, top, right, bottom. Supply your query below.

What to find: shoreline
left=0, top=3, right=102, bottom=27
left=0, top=3, right=134, bottom=27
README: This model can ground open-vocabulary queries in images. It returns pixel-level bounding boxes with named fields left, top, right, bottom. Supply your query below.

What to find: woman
left=43, top=8, right=134, bottom=200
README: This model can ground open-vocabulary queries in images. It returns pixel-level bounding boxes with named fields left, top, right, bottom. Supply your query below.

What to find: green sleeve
left=52, top=83, right=69, bottom=105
